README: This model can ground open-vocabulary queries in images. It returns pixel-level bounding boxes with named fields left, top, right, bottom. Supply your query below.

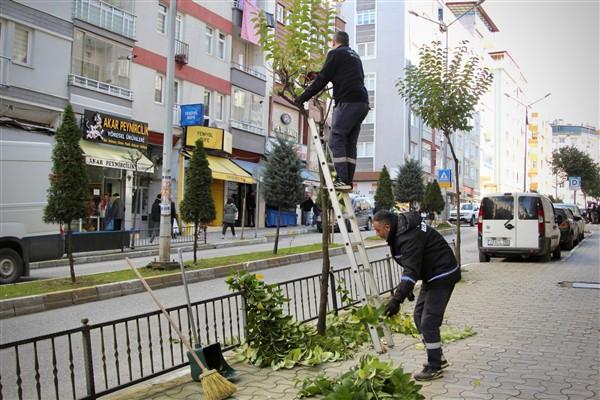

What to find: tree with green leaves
left=421, top=180, right=445, bottom=220
left=394, top=159, right=425, bottom=210
left=256, top=0, right=336, bottom=334
left=551, top=146, right=600, bottom=198
left=374, top=165, right=394, bottom=212
left=548, top=195, right=564, bottom=203
left=263, top=137, right=304, bottom=254
left=44, top=104, right=89, bottom=283
left=180, top=140, right=216, bottom=263
left=397, top=41, right=493, bottom=265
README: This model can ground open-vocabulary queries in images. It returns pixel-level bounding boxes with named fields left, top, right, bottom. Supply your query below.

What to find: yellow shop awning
left=207, top=155, right=255, bottom=184
left=80, top=141, right=154, bottom=173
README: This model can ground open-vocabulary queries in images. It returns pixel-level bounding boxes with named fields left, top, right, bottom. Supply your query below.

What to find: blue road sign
left=438, top=169, right=452, bottom=187
left=568, top=176, right=581, bottom=190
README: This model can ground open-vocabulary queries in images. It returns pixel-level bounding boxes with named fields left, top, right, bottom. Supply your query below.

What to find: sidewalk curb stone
left=1, top=243, right=387, bottom=319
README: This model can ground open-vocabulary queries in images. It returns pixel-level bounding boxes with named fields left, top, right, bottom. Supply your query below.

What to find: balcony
left=175, top=39, right=189, bottom=65
left=68, top=74, right=133, bottom=100
left=231, top=63, right=266, bottom=81
left=230, top=119, right=265, bottom=135
left=0, top=56, right=10, bottom=87
left=74, top=0, right=136, bottom=39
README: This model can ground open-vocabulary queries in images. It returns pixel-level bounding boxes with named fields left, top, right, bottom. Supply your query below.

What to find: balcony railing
left=231, top=62, right=267, bottom=81
left=68, top=74, right=133, bottom=100
left=74, top=0, right=136, bottom=39
left=0, top=56, right=10, bottom=87
left=175, top=39, right=189, bottom=65
left=230, top=119, right=265, bottom=135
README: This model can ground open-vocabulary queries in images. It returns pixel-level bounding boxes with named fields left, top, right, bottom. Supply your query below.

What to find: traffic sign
left=568, top=176, right=581, bottom=190
left=438, top=169, right=452, bottom=188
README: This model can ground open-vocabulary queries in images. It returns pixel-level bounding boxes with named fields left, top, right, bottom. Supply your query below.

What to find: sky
left=484, top=0, right=599, bottom=127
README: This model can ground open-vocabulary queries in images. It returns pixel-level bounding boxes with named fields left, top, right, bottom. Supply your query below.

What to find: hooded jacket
left=387, top=212, right=460, bottom=301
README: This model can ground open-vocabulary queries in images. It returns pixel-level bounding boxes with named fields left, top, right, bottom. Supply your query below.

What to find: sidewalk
left=105, top=228, right=600, bottom=399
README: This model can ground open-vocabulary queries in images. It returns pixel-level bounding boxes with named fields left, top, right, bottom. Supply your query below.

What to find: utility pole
left=155, top=0, right=179, bottom=268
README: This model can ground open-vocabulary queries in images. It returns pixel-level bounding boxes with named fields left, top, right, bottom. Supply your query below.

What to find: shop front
left=76, top=110, right=152, bottom=237
left=180, top=125, right=255, bottom=226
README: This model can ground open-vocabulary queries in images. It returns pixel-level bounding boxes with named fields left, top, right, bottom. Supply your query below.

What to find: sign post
left=568, top=176, right=581, bottom=204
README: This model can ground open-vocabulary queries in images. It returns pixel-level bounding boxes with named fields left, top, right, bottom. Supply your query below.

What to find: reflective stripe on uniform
left=332, top=156, right=356, bottom=164
left=427, top=265, right=460, bottom=283
left=401, top=276, right=416, bottom=284
left=425, top=341, right=442, bottom=350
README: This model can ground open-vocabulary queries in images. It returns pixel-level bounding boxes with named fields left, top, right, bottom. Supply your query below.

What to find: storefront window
left=72, top=29, right=131, bottom=89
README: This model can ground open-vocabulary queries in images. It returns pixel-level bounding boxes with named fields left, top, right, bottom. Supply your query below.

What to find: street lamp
left=408, top=0, right=486, bottom=217
left=504, top=92, right=551, bottom=192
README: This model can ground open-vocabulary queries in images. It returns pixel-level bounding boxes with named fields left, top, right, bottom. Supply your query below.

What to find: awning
left=301, top=168, right=319, bottom=182
left=80, top=140, right=154, bottom=173
left=231, top=159, right=266, bottom=178
left=207, top=155, right=255, bottom=184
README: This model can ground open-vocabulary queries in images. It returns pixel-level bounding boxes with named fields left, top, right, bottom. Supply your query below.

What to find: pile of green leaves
left=298, top=355, right=425, bottom=400
left=226, top=271, right=370, bottom=370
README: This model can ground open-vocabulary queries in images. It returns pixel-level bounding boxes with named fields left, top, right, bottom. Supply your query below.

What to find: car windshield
left=461, top=204, right=473, bottom=210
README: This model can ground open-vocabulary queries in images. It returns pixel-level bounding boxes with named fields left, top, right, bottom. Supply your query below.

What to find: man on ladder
left=295, top=31, right=369, bottom=191
left=373, top=210, right=461, bottom=381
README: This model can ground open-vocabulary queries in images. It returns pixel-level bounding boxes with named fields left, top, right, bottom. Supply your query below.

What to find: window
left=356, top=9, right=375, bottom=25
left=71, top=29, right=131, bottom=88
left=482, top=196, right=514, bottom=220
left=175, top=14, right=183, bottom=40
left=357, top=42, right=375, bottom=58
left=422, top=142, right=432, bottom=172
left=363, top=109, right=375, bottom=124
left=285, top=10, right=293, bottom=25
left=204, top=91, right=211, bottom=121
left=216, top=94, right=224, bottom=121
left=232, top=88, right=263, bottom=129
left=205, top=26, right=214, bottom=55
left=173, top=80, right=180, bottom=104
left=13, top=25, right=31, bottom=64
left=157, top=4, right=167, bottom=34
left=364, top=73, right=375, bottom=91
left=217, top=32, right=226, bottom=60
left=154, top=74, right=164, bottom=103
left=276, top=4, right=285, bottom=24
left=518, top=196, right=540, bottom=220
left=357, top=142, right=374, bottom=158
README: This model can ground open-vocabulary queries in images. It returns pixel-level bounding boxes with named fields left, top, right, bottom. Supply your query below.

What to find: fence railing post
left=328, top=271, right=339, bottom=315
left=386, top=254, right=395, bottom=295
left=81, top=318, right=96, bottom=399
left=240, top=296, right=248, bottom=340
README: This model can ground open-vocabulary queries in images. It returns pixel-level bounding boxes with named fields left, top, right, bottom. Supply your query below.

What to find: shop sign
left=82, top=110, right=148, bottom=149
left=271, top=103, right=299, bottom=140
left=180, top=104, right=204, bottom=126
left=85, top=156, right=138, bottom=171
left=186, top=126, right=225, bottom=151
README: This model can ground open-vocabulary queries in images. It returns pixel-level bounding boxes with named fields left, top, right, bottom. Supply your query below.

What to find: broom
left=126, top=258, right=236, bottom=400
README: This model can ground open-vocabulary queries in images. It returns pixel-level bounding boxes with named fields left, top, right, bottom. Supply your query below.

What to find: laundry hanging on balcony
left=241, top=0, right=260, bottom=45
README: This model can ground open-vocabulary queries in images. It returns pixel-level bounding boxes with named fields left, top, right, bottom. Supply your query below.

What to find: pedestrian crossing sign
left=438, top=169, right=452, bottom=188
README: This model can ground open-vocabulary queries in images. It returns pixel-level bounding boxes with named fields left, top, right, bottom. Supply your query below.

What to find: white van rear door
left=516, top=195, right=541, bottom=249
left=481, top=195, right=516, bottom=248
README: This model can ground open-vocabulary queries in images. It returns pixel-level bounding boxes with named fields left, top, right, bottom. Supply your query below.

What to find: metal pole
left=524, top=107, right=528, bottom=192
left=254, top=180, right=259, bottom=238
left=158, top=0, right=177, bottom=264
left=240, top=185, right=247, bottom=240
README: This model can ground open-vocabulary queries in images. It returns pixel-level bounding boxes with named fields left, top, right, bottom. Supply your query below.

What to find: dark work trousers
left=222, top=222, right=235, bottom=236
left=413, top=283, right=456, bottom=369
left=329, top=102, right=370, bottom=184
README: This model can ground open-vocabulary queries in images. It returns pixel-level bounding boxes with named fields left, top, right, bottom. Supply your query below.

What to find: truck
left=1, top=140, right=64, bottom=283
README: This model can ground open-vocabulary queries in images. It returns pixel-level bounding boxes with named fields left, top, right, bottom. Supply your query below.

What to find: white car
left=449, top=203, right=480, bottom=226
left=477, top=193, right=561, bottom=262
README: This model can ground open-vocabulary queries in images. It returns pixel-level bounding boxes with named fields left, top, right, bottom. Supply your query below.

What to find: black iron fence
left=129, top=224, right=207, bottom=250
left=0, top=256, right=399, bottom=400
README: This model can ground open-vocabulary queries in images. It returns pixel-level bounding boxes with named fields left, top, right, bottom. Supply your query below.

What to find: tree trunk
left=240, top=185, right=247, bottom=240
left=193, top=221, right=198, bottom=264
left=446, top=135, right=461, bottom=266
left=273, top=205, right=281, bottom=254
left=317, top=169, right=331, bottom=335
left=67, top=226, right=76, bottom=283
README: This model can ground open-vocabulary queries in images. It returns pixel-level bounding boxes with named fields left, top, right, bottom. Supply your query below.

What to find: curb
left=1, top=243, right=388, bottom=319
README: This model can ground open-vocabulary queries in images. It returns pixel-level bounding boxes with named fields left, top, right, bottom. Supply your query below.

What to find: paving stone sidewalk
left=105, top=231, right=599, bottom=400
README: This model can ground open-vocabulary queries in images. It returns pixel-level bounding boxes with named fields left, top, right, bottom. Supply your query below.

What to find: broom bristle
left=200, top=369, right=237, bottom=400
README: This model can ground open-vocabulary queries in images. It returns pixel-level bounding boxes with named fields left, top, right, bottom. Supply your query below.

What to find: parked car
left=554, top=208, right=577, bottom=250
left=553, top=203, right=585, bottom=243
left=477, top=192, right=561, bottom=262
left=316, top=195, right=374, bottom=233
left=449, top=203, right=480, bottom=226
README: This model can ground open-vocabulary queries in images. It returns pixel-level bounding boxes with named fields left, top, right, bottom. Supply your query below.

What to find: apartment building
left=526, top=111, right=554, bottom=195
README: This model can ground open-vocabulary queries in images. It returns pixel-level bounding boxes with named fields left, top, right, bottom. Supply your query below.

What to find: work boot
left=423, top=357, right=450, bottom=369
left=413, top=365, right=444, bottom=381
left=333, top=179, right=352, bottom=192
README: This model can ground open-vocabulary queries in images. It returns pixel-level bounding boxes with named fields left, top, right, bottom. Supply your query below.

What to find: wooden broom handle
left=126, top=258, right=208, bottom=373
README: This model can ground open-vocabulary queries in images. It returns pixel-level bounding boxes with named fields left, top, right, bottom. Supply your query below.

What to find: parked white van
left=477, top=193, right=561, bottom=262
left=0, top=140, right=64, bottom=283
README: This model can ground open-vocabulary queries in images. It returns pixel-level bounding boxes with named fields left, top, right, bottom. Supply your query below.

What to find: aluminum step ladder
left=307, top=118, right=394, bottom=353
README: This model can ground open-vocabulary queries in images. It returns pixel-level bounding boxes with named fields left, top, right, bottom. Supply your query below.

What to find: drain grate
left=558, top=281, right=600, bottom=289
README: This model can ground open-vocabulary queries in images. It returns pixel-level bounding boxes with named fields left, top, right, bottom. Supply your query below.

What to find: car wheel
left=552, top=244, right=561, bottom=260
left=0, top=248, right=23, bottom=284
left=565, top=233, right=574, bottom=250
left=470, top=216, right=476, bottom=227
left=539, top=247, right=552, bottom=262
left=478, top=251, right=490, bottom=262
left=366, top=218, right=373, bottom=231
